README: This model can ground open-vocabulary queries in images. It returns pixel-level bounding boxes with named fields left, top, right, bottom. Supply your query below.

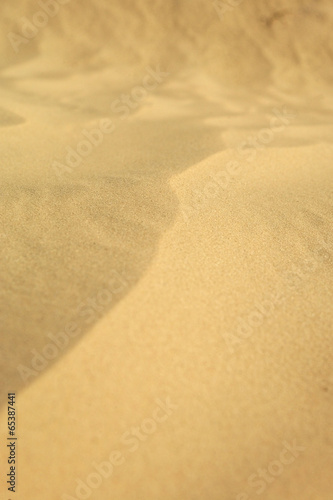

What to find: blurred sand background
left=0, top=1, right=333, bottom=499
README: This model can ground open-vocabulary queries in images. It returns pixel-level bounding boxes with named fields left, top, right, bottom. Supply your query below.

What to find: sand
left=1, top=1, right=333, bottom=499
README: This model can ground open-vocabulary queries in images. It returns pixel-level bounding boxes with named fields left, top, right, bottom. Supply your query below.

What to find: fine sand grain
left=1, top=1, right=333, bottom=499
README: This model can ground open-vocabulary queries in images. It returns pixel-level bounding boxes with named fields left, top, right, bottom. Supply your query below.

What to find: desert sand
left=0, top=1, right=333, bottom=499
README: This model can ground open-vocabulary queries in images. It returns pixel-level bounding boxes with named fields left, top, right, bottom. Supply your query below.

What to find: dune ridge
left=0, top=1, right=333, bottom=499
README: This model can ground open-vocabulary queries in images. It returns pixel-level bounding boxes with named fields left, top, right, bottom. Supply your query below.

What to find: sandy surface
left=1, top=1, right=333, bottom=499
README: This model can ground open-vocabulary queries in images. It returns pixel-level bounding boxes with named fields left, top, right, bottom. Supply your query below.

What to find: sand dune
left=0, top=1, right=333, bottom=499
left=1, top=0, right=333, bottom=88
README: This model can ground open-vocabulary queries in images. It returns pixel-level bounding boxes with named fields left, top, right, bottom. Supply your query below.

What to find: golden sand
left=1, top=1, right=333, bottom=499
